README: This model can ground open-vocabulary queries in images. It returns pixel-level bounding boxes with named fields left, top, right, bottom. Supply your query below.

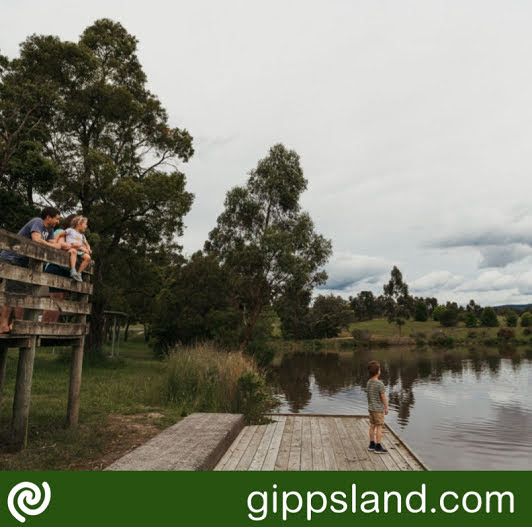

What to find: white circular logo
left=7, top=482, right=51, bottom=523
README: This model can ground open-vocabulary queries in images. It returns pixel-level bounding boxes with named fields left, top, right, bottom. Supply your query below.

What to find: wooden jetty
left=0, top=227, right=93, bottom=450
left=215, top=414, right=428, bottom=471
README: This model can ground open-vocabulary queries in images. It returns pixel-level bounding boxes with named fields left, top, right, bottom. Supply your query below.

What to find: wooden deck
left=215, top=415, right=427, bottom=471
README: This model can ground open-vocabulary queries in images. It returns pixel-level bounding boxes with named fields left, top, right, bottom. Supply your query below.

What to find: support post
left=0, top=343, right=8, bottom=417
left=10, top=339, right=36, bottom=449
left=66, top=338, right=84, bottom=426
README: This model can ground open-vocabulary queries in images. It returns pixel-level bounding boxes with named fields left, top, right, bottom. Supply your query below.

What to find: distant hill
left=494, top=304, right=532, bottom=311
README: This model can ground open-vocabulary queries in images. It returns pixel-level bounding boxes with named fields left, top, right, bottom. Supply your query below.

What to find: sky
left=2, top=0, right=532, bottom=306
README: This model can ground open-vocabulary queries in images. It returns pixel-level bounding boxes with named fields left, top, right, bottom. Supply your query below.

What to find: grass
left=344, top=317, right=526, bottom=339
left=0, top=329, right=274, bottom=470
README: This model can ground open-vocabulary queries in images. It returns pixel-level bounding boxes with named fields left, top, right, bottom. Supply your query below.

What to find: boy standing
left=367, top=360, right=388, bottom=454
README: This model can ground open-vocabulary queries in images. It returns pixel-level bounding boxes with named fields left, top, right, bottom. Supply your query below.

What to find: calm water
left=268, top=346, right=532, bottom=470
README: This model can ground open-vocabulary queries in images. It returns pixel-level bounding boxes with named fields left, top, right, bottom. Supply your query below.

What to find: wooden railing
left=0, top=227, right=93, bottom=450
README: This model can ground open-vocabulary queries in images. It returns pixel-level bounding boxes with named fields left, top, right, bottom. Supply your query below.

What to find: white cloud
left=411, top=271, right=463, bottom=292
left=323, top=252, right=390, bottom=291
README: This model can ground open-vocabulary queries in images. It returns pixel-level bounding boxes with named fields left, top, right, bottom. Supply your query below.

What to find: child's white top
left=65, top=228, right=86, bottom=246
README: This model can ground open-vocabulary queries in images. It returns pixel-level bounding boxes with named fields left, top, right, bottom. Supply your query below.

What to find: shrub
left=439, top=309, right=458, bottom=327
left=505, top=312, right=518, bottom=327
left=414, top=301, right=429, bottom=322
left=433, top=306, right=446, bottom=321
left=429, top=331, right=454, bottom=347
left=480, top=307, right=499, bottom=327
left=497, top=328, right=515, bottom=340
left=520, top=312, right=532, bottom=327
left=464, top=312, right=478, bottom=328
left=523, top=328, right=532, bottom=336
left=163, top=344, right=278, bottom=423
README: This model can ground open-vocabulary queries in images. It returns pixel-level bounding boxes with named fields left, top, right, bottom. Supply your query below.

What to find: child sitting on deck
left=367, top=360, right=389, bottom=454
left=55, top=215, right=92, bottom=282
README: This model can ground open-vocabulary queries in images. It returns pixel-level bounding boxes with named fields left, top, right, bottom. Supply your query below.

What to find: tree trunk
left=124, top=318, right=131, bottom=342
left=239, top=304, right=262, bottom=352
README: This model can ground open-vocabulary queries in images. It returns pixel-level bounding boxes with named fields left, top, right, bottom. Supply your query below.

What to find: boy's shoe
left=374, top=444, right=388, bottom=454
left=368, top=441, right=376, bottom=451
left=75, top=273, right=84, bottom=282
left=72, top=273, right=83, bottom=282
left=69, top=268, right=77, bottom=277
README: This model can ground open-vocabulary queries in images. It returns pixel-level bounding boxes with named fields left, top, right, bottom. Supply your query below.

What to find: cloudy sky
left=3, top=1, right=532, bottom=306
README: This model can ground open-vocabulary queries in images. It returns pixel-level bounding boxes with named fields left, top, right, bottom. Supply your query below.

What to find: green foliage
left=350, top=291, right=379, bottom=321
left=151, top=252, right=241, bottom=356
left=433, top=305, right=446, bottom=321
left=206, top=144, right=332, bottom=351
left=480, top=307, right=499, bottom=327
left=309, top=294, right=354, bottom=338
left=274, top=284, right=313, bottom=339
left=414, top=300, right=429, bottom=322
left=163, top=344, right=278, bottom=424
left=505, top=312, right=518, bottom=327
left=520, top=312, right=532, bottom=327
left=383, top=266, right=412, bottom=334
left=497, top=328, right=515, bottom=340
left=429, top=331, right=454, bottom=347
left=439, top=308, right=459, bottom=327
left=464, top=311, right=478, bottom=328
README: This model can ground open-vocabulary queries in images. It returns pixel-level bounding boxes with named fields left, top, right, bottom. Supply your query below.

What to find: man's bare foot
left=0, top=325, right=11, bottom=334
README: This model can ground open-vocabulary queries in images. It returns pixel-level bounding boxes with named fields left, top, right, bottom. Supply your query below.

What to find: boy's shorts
left=369, top=411, right=384, bottom=425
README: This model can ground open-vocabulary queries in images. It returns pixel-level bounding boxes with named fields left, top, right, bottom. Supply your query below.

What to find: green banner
left=0, top=472, right=528, bottom=526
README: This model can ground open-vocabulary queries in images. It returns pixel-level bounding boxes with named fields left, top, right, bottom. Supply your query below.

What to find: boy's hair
left=70, top=215, right=87, bottom=229
left=368, top=360, right=380, bottom=377
left=40, top=206, right=60, bottom=220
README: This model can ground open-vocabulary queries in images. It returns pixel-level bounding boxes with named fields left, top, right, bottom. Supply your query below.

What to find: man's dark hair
left=40, top=206, right=60, bottom=220
left=368, top=360, right=380, bottom=377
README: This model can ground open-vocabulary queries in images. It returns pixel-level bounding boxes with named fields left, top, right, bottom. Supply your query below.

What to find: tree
left=464, top=311, right=478, bottom=328
left=206, top=143, right=332, bottom=351
left=520, top=312, right=532, bottom=327
left=480, top=307, right=499, bottom=328
left=414, top=300, right=429, bottom=322
left=150, top=252, right=241, bottom=355
left=274, top=283, right=313, bottom=340
left=439, top=308, right=459, bottom=327
left=383, top=266, right=412, bottom=335
left=33, top=20, right=195, bottom=351
left=309, top=295, right=354, bottom=338
left=505, top=312, right=518, bottom=328
left=349, top=291, right=377, bottom=321
left=433, top=305, right=446, bottom=321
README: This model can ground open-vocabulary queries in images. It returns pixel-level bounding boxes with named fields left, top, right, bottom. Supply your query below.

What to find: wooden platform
left=215, top=415, right=428, bottom=471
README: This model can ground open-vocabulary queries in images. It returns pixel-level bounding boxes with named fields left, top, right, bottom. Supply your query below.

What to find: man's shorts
left=0, top=255, right=30, bottom=294
left=369, top=411, right=384, bottom=425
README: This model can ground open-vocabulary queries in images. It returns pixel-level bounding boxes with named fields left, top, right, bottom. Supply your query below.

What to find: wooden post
left=66, top=292, right=88, bottom=427
left=0, top=343, right=8, bottom=417
left=10, top=339, right=36, bottom=449
left=10, top=258, right=41, bottom=449
left=66, top=338, right=84, bottom=426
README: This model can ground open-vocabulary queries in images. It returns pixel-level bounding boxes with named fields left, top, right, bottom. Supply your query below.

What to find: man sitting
left=0, top=206, right=73, bottom=333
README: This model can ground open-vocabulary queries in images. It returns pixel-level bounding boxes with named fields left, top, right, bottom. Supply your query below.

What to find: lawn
left=0, top=329, right=180, bottom=470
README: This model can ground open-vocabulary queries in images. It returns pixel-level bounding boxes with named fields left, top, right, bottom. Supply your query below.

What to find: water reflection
left=269, top=346, right=532, bottom=470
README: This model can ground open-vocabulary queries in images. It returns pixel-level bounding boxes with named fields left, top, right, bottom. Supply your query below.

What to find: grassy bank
left=0, top=333, right=273, bottom=470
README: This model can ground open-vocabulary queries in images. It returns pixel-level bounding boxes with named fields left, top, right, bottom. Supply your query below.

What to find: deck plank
left=287, top=416, right=303, bottom=471
left=236, top=424, right=267, bottom=470
left=223, top=425, right=258, bottom=471
left=214, top=427, right=247, bottom=470
left=310, top=417, right=326, bottom=470
left=335, top=417, right=365, bottom=471
left=325, top=417, right=350, bottom=470
left=274, top=416, right=294, bottom=471
left=318, top=417, right=338, bottom=470
left=300, top=416, right=313, bottom=470
left=249, top=419, right=279, bottom=471
left=262, top=416, right=287, bottom=471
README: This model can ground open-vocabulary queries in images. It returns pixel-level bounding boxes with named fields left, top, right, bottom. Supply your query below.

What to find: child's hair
left=70, top=215, right=88, bottom=229
left=61, top=214, right=77, bottom=230
left=368, top=360, right=380, bottom=377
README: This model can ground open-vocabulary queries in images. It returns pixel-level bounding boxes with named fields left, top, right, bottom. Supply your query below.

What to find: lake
left=268, top=345, right=532, bottom=470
